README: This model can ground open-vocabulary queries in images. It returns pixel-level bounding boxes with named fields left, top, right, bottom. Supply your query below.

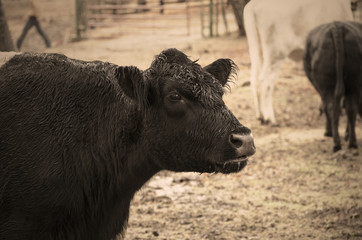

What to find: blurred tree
left=228, top=0, right=249, bottom=36
left=0, top=0, right=15, bottom=51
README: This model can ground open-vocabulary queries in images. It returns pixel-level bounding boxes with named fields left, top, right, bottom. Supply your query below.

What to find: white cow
left=243, top=0, right=354, bottom=125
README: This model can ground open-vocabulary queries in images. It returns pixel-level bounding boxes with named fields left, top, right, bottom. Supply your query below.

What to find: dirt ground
left=4, top=3, right=362, bottom=239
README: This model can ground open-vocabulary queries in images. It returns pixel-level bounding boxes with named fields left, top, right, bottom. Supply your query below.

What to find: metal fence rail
left=87, top=0, right=193, bottom=35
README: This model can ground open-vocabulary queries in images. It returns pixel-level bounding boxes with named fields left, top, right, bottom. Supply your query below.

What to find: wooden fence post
left=75, top=0, right=87, bottom=40
left=209, top=0, right=213, bottom=37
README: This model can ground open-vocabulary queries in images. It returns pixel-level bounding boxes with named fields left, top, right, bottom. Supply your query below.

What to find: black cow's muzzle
left=215, top=132, right=256, bottom=173
left=229, top=133, right=256, bottom=158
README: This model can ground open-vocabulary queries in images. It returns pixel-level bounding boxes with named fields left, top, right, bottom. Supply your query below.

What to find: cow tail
left=331, top=23, right=344, bottom=104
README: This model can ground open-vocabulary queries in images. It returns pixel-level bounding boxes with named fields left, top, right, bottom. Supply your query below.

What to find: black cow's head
left=116, top=48, right=255, bottom=174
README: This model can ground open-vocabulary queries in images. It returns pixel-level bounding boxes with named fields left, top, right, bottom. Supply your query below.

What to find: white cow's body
left=244, top=0, right=353, bottom=124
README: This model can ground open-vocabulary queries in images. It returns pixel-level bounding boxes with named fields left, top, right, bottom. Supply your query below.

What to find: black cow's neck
left=83, top=133, right=161, bottom=239
left=122, top=145, right=161, bottom=194
left=115, top=108, right=161, bottom=194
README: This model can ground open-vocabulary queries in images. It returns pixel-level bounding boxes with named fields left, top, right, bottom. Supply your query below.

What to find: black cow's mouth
left=215, top=156, right=248, bottom=174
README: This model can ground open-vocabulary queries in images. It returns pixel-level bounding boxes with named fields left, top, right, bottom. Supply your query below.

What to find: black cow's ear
left=115, top=66, right=149, bottom=107
left=203, top=59, right=238, bottom=86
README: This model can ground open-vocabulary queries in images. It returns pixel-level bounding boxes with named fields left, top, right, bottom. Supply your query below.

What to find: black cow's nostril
left=229, top=133, right=256, bottom=157
left=229, top=134, right=243, bottom=148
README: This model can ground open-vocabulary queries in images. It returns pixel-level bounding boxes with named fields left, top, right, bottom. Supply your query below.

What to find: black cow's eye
left=164, top=91, right=186, bottom=118
left=168, top=92, right=182, bottom=101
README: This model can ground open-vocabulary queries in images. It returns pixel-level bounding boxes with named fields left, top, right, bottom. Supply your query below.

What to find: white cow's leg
left=258, top=61, right=281, bottom=125
left=243, top=5, right=262, bottom=121
left=250, top=62, right=262, bottom=120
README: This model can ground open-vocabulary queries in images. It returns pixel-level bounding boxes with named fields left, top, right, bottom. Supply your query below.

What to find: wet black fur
left=0, top=48, right=251, bottom=240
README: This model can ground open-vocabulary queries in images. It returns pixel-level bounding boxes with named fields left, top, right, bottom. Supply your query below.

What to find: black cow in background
left=304, top=21, right=362, bottom=152
left=0, top=49, right=255, bottom=240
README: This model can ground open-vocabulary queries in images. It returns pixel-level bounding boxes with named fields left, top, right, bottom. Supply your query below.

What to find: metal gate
left=85, top=0, right=192, bottom=36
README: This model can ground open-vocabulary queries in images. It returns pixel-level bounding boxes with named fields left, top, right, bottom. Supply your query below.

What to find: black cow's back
left=0, top=53, right=136, bottom=239
left=304, top=21, right=362, bottom=92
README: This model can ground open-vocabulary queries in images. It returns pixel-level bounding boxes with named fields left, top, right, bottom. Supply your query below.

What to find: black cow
left=0, top=48, right=255, bottom=240
left=304, top=21, right=362, bottom=152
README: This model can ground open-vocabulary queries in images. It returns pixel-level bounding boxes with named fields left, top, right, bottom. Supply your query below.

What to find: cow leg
left=344, top=95, right=358, bottom=149
left=345, top=122, right=350, bottom=141
left=249, top=48, right=262, bottom=121
left=323, top=103, right=332, bottom=137
left=250, top=64, right=261, bottom=121
left=258, top=61, right=281, bottom=125
left=319, top=100, right=333, bottom=136
left=324, top=96, right=342, bottom=152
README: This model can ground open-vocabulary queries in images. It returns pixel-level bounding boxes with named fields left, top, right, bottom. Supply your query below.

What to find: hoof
left=333, top=145, right=342, bottom=152
left=259, top=118, right=278, bottom=126
left=324, top=131, right=332, bottom=137
left=348, top=143, right=358, bottom=149
left=259, top=118, right=270, bottom=125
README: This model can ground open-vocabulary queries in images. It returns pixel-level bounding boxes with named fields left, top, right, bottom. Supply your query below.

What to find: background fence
left=87, top=0, right=192, bottom=35
left=3, top=0, right=362, bottom=49
left=84, top=0, right=231, bottom=38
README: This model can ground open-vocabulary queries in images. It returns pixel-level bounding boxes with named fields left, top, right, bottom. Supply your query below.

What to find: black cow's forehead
left=146, top=49, right=221, bottom=84
left=145, top=61, right=224, bottom=102
left=143, top=49, right=226, bottom=106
